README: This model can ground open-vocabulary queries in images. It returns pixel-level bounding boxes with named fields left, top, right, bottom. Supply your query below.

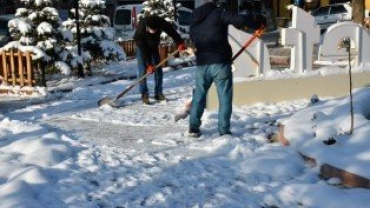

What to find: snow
left=0, top=41, right=49, bottom=61
left=1, top=59, right=370, bottom=208
left=282, top=88, right=370, bottom=178
left=0, top=0, right=369, bottom=207
left=37, top=22, right=53, bottom=35
left=54, top=61, right=72, bottom=75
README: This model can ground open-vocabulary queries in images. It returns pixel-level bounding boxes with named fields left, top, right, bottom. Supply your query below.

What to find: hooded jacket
left=133, top=15, right=183, bottom=65
left=190, top=3, right=264, bottom=66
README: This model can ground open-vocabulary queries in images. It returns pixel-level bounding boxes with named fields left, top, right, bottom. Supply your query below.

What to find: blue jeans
left=136, top=48, right=163, bottom=95
left=189, top=63, right=233, bottom=135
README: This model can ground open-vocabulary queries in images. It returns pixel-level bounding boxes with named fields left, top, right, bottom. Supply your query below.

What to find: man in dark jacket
left=133, top=15, right=185, bottom=104
left=188, top=0, right=266, bottom=137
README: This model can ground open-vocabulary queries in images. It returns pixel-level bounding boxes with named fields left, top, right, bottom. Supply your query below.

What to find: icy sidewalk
left=2, top=61, right=370, bottom=207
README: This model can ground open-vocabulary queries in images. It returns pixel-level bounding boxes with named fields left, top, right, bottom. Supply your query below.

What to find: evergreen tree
left=141, top=0, right=175, bottom=23
left=8, top=0, right=73, bottom=76
left=65, top=0, right=125, bottom=64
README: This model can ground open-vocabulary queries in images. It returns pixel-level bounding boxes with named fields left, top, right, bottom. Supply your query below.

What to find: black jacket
left=133, top=16, right=183, bottom=64
left=190, top=3, right=265, bottom=66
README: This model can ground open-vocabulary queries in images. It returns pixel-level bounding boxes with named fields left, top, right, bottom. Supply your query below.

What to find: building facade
left=273, top=0, right=370, bottom=18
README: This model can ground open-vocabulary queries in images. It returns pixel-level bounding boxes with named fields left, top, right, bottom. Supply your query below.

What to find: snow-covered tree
left=61, top=19, right=91, bottom=74
left=8, top=0, right=73, bottom=77
left=141, top=0, right=188, bottom=42
left=64, top=0, right=125, bottom=64
left=141, top=0, right=175, bottom=23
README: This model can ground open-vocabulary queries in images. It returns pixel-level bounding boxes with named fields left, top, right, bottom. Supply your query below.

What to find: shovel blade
left=98, top=97, right=120, bottom=108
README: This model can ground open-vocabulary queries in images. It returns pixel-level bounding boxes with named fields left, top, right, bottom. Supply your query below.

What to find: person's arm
left=218, top=8, right=266, bottom=30
left=159, top=18, right=184, bottom=44
left=133, top=20, right=153, bottom=64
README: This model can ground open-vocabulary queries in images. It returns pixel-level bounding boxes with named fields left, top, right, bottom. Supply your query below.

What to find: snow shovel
left=98, top=48, right=181, bottom=107
left=174, top=27, right=265, bottom=122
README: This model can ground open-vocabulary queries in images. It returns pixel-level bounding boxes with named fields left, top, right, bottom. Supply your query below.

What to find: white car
left=113, top=4, right=192, bottom=40
left=312, top=3, right=352, bottom=31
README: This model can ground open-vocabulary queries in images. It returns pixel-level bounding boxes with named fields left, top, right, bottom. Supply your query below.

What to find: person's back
left=190, top=2, right=265, bottom=66
left=187, top=1, right=265, bottom=137
left=190, top=3, right=230, bottom=66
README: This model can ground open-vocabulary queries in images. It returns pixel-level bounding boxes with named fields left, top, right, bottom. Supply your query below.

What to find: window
left=0, top=21, right=8, bottom=34
left=313, top=7, right=330, bottom=16
left=177, top=10, right=192, bottom=25
left=114, top=9, right=131, bottom=25
left=330, top=5, right=347, bottom=15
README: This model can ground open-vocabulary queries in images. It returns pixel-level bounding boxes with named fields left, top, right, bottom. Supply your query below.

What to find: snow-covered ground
left=1, top=61, right=370, bottom=208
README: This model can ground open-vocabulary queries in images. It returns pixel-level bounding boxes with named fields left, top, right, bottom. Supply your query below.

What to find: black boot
left=188, top=129, right=201, bottom=138
left=154, top=93, right=167, bottom=101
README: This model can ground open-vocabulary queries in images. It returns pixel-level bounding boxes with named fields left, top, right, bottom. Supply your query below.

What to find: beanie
left=146, top=15, right=161, bottom=30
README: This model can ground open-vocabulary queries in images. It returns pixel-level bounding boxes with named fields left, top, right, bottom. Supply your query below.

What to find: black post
left=347, top=40, right=354, bottom=135
left=74, top=0, right=84, bottom=77
left=173, top=0, right=177, bottom=21
left=40, top=62, right=46, bottom=87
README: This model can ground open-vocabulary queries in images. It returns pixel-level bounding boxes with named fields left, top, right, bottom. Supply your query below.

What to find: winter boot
left=187, top=129, right=201, bottom=138
left=141, top=94, right=151, bottom=105
left=154, top=93, right=167, bottom=101
left=219, top=131, right=232, bottom=136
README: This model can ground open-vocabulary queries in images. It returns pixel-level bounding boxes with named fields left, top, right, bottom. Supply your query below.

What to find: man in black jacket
left=133, top=15, right=185, bottom=104
left=188, top=0, right=266, bottom=137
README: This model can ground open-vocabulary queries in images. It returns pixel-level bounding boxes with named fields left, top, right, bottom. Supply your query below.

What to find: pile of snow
left=282, top=87, right=370, bottom=178
left=1, top=63, right=370, bottom=208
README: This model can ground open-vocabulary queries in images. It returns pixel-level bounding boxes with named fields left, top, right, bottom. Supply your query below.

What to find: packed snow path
left=2, top=66, right=370, bottom=208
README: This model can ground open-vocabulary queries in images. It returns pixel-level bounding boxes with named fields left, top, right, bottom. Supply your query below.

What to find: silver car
left=312, top=3, right=352, bottom=31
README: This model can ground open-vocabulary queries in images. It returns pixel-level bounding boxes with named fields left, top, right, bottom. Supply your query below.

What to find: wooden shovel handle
left=115, top=48, right=181, bottom=100
left=231, top=26, right=265, bottom=62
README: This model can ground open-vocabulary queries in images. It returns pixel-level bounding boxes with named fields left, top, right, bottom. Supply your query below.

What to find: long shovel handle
left=231, top=26, right=265, bottom=62
left=115, top=48, right=180, bottom=101
left=177, top=27, right=265, bottom=119
left=229, top=34, right=259, bottom=66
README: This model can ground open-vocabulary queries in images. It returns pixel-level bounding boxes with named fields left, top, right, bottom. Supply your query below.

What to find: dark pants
left=136, top=48, right=163, bottom=95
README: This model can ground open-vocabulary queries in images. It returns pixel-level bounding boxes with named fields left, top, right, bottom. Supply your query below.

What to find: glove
left=146, top=64, right=155, bottom=74
left=254, top=14, right=267, bottom=28
left=177, top=42, right=186, bottom=52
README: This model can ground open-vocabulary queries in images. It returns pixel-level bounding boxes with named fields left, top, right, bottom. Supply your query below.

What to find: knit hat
left=146, top=15, right=161, bottom=30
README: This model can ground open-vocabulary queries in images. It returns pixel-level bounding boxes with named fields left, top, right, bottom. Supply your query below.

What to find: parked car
left=113, top=4, right=193, bottom=40
left=312, top=2, right=352, bottom=31
left=113, top=4, right=144, bottom=40
left=0, top=14, right=14, bottom=47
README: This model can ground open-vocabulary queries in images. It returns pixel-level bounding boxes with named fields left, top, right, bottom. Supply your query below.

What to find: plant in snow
left=64, top=0, right=126, bottom=64
left=7, top=0, right=73, bottom=78
left=310, top=94, right=319, bottom=104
